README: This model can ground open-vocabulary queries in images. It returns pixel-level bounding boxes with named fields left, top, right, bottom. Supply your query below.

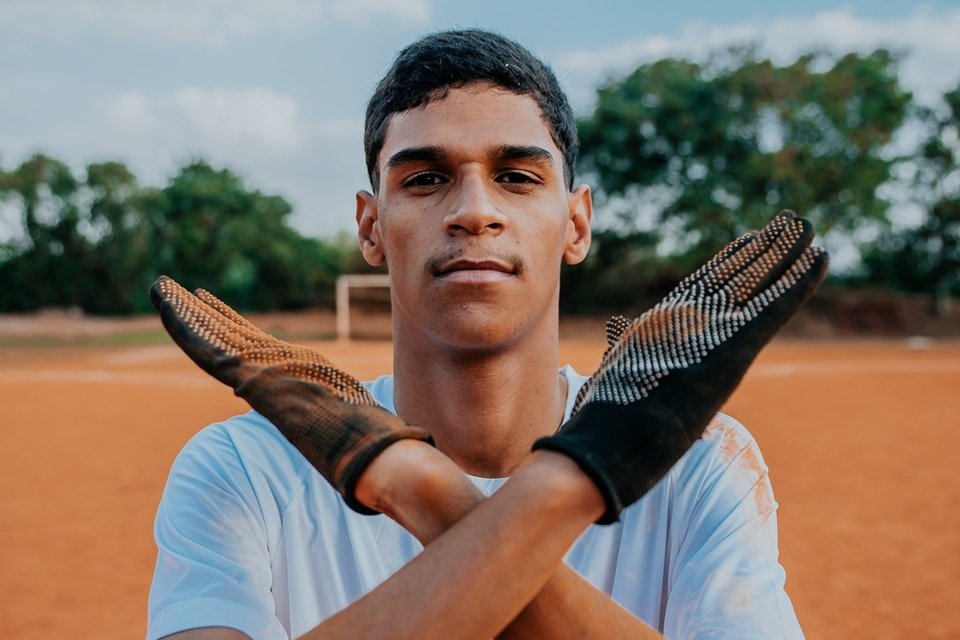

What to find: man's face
left=356, top=83, right=591, bottom=350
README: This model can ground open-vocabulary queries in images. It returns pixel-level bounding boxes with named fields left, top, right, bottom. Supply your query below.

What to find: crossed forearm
left=301, top=445, right=660, bottom=640
left=499, top=566, right=660, bottom=640
left=161, top=443, right=663, bottom=640
left=329, top=442, right=663, bottom=640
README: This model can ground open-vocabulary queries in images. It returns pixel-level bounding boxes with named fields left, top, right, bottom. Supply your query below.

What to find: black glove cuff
left=533, top=399, right=692, bottom=525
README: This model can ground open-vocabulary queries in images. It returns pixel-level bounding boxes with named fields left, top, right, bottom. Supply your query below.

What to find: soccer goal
left=335, top=274, right=392, bottom=340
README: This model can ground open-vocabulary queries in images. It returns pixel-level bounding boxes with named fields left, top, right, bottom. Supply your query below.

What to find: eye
left=496, top=171, right=539, bottom=185
left=403, top=172, right=447, bottom=188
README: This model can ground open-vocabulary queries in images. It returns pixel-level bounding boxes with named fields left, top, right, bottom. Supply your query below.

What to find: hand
left=534, top=210, right=828, bottom=523
left=150, top=276, right=433, bottom=514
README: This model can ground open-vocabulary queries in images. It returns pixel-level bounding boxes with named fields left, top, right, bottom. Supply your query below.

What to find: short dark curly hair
left=364, top=29, right=578, bottom=191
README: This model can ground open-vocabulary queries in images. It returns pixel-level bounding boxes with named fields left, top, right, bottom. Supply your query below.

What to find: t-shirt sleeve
left=662, top=415, right=805, bottom=640
left=147, top=423, right=290, bottom=640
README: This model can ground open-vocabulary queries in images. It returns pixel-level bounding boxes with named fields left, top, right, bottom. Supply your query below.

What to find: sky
left=3, top=0, right=960, bottom=239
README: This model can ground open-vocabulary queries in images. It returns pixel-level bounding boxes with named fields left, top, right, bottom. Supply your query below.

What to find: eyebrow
left=385, top=146, right=446, bottom=170
left=493, top=144, right=556, bottom=167
left=384, top=144, right=557, bottom=171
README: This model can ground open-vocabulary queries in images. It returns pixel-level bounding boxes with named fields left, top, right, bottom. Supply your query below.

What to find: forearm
left=352, top=442, right=662, bottom=640
left=303, top=449, right=603, bottom=639
left=161, top=441, right=661, bottom=640
left=497, top=566, right=662, bottom=640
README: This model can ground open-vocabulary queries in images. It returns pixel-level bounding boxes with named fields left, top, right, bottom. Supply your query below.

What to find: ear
left=562, top=184, right=592, bottom=265
left=356, top=190, right=385, bottom=266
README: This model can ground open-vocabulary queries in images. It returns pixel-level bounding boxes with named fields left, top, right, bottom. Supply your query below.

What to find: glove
left=534, top=210, right=828, bottom=523
left=150, top=276, right=433, bottom=515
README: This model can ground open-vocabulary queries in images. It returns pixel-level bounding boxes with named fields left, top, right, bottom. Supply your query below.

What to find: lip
left=434, top=259, right=517, bottom=282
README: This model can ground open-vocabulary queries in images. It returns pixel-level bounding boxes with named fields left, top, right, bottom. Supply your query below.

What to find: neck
left=391, top=316, right=568, bottom=477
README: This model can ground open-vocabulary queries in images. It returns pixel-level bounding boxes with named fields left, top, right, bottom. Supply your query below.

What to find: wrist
left=512, top=450, right=607, bottom=524
left=354, top=439, right=482, bottom=542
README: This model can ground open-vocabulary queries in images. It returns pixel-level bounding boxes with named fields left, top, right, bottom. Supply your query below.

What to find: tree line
left=0, top=158, right=359, bottom=313
left=1, top=47, right=957, bottom=315
left=567, top=47, right=959, bottom=314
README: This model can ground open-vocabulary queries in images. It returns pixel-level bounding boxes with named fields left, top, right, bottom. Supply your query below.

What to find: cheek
left=376, top=211, right=416, bottom=262
left=379, top=220, right=430, bottom=291
left=527, top=215, right=570, bottom=266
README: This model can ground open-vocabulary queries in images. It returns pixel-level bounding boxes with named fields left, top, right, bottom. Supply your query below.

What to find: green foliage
left=577, top=47, right=911, bottom=274
left=858, top=83, right=960, bottom=300
left=0, top=155, right=351, bottom=314
left=560, top=228, right=674, bottom=314
left=0, top=154, right=95, bottom=311
left=78, top=161, right=155, bottom=313
left=146, top=160, right=337, bottom=312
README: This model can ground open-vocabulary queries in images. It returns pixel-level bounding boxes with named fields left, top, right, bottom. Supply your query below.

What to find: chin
left=427, top=307, right=528, bottom=352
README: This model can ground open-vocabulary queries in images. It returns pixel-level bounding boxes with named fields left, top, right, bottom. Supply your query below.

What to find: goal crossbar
left=336, top=274, right=392, bottom=340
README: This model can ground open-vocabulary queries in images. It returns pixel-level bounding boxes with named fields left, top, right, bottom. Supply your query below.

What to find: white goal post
left=335, top=274, right=392, bottom=340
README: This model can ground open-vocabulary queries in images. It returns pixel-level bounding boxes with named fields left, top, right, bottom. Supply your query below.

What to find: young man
left=148, top=29, right=821, bottom=639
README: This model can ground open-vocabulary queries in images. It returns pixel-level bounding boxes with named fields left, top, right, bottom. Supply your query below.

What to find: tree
left=0, top=154, right=93, bottom=311
left=147, top=160, right=341, bottom=311
left=0, top=155, right=349, bottom=314
left=577, top=48, right=912, bottom=272
left=860, top=83, right=960, bottom=310
left=80, top=161, right=156, bottom=313
left=0, top=155, right=162, bottom=313
left=560, top=227, right=667, bottom=315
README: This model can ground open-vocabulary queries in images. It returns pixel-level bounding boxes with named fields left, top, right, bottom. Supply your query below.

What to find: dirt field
left=0, top=313, right=958, bottom=639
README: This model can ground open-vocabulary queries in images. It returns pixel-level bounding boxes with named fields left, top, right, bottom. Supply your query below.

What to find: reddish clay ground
left=0, top=315, right=958, bottom=639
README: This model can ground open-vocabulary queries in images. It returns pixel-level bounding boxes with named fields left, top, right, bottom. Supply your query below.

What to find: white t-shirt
left=148, top=366, right=804, bottom=639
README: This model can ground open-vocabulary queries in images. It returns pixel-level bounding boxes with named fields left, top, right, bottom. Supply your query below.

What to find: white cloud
left=555, top=7, right=960, bottom=108
left=313, top=118, right=365, bottom=138
left=91, top=87, right=366, bottom=235
left=328, top=0, right=430, bottom=26
left=104, top=87, right=306, bottom=153
left=107, top=92, right=158, bottom=135
left=175, top=88, right=305, bottom=151
left=0, top=0, right=431, bottom=47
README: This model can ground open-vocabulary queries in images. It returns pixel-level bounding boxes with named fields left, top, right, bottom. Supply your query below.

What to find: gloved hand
left=150, top=276, right=433, bottom=514
left=534, top=210, right=828, bottom=523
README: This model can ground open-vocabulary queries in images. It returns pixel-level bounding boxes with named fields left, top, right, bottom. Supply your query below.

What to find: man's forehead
left=379, top=85, right=560, bottom=162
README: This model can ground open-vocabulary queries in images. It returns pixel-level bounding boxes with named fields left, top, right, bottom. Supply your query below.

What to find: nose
left=444, top=174, right=507, bottom=236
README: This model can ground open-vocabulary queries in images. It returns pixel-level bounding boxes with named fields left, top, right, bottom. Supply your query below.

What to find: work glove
left=150, top=276, right=433, bottom=514
left=534, top=210, right=828, bottom=523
